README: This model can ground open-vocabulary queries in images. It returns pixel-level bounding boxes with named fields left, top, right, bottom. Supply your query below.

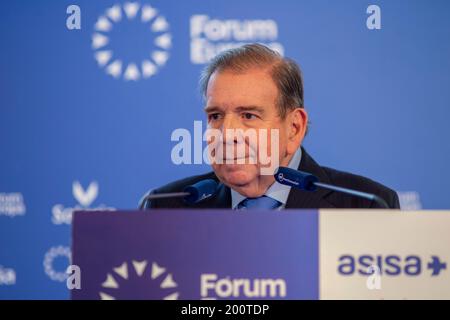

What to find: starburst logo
left=43, top=246, right=72, bottom=282
left=99, top=260, right=179, bottom=300
left=92, top=2, right=172, bottom=81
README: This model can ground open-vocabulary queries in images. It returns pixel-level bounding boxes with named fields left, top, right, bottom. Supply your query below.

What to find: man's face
left=204, top=68, right=307, bottom=198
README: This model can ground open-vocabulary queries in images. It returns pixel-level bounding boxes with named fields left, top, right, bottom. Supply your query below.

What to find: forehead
left=205, top=69, right=278, bottom=107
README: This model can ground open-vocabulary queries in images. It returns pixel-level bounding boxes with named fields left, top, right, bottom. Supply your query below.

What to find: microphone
left=139, top=179, right=218, bottom=209
left=274, top=167, right=390, bottom=208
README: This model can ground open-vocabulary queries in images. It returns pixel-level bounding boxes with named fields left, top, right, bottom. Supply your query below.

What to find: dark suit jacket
left=141, top=148, right=400, bottom=209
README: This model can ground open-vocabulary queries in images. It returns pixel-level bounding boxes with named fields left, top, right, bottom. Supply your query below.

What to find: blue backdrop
left=1, top=0, right=449, bottom=299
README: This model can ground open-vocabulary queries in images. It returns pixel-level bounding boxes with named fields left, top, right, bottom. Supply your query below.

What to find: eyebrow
left=204, top=105, right=265, bottom=114
left=235, top=106, right=265, bottom=114
left=204, top=106, right=223, bottom=113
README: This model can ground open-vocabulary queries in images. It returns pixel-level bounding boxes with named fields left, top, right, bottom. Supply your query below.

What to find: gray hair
left=199, top=43, right=305, bottom=119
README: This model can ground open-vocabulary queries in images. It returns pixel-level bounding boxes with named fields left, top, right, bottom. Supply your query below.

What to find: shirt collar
left=230, top=147, right=303, bottom=209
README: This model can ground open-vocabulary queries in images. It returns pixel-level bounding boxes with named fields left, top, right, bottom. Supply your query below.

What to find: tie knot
left=237, top=195, right=282, bottom=210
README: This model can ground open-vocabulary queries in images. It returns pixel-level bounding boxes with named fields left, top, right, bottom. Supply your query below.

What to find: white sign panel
left=320, top=210, right=450, bottom=299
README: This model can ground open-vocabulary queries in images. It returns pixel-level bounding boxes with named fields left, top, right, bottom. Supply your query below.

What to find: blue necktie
left=237, top=195, right=282, bottom=210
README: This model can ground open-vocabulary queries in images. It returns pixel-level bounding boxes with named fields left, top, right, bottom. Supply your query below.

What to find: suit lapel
left=191, top=181, right=231, bottom=209
left=285, top=148, right=336, bottom=209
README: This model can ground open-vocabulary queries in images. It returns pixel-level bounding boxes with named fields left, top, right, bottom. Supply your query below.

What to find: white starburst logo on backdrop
left=92, top=2, right=172, bottom=81
left=99, top=260, right=179, bottom=300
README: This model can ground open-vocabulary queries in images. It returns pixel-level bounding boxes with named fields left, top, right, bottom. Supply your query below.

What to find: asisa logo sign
left=92, top=2, right=172, bottom=81
left=338, top=254, right=447, bottom=276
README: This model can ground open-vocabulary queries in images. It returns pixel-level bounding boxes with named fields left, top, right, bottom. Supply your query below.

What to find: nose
left=221, top=114, right=244, bottom=145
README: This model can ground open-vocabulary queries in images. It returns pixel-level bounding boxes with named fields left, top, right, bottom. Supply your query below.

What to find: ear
left=286, top=108, right=308, bottom=155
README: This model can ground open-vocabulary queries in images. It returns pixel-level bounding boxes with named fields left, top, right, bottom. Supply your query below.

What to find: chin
left=214, top=164, right=258, bottom=188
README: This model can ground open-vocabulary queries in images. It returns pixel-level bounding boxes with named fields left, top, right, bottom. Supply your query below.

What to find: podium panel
left=72, top=210, right=318, bottom=300
left=72, top=210, right=450, bottom=300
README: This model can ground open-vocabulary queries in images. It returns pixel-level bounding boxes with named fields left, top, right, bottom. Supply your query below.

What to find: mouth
left=219, top=155, right=260, bottom=164
left=223, top=156, right=248, bottom=161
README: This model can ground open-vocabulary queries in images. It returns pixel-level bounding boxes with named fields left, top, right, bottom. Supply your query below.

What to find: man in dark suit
left=141, top=44, right=400, bottom=210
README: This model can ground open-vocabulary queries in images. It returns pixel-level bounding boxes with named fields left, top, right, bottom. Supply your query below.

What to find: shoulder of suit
left=321, top=165, right=398, bottom=201
left=140, top=171, right=223, bottom=209
left=150, top=171, right=218, bottom=194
